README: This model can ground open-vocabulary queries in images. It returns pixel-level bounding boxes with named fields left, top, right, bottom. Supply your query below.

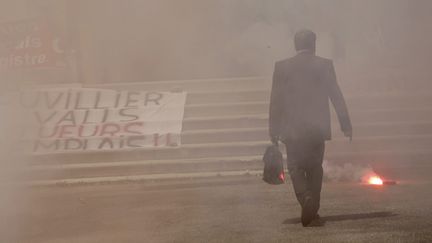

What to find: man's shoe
left=306, top=217, right=326, bottom=227
left=301, top=196, right=314, bottom=227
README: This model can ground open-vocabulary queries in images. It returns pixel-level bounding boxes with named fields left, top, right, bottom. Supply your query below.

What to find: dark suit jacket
left=269, top=51, right=352, bottom=141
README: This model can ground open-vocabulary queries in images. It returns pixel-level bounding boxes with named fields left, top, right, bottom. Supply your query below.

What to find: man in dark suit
left=269, top=29, right=352, bottom=227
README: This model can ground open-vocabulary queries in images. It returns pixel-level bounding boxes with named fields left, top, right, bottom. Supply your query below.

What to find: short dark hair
left=294, top=29, right=316, bottom=52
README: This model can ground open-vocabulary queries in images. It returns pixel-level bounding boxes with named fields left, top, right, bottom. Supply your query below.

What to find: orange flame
left=368, top=176, right=383, bottom=185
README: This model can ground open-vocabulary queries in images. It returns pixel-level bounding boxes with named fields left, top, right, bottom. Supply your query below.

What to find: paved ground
left=3, top=166, right=432, bottom=243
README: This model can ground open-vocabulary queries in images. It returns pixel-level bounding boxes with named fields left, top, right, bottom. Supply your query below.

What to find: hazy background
left=0, top=1, right=432, bottom=241
left=0, top=0, right=431, bottom=84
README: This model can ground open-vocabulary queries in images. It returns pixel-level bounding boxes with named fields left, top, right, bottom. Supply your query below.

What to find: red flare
left=279, top=172, right=285, bottom=182
left=368, top=176, right=384, bottom=185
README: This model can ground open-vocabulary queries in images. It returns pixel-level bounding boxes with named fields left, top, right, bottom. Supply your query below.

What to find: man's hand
left=343, top=130, right=353, bottom=142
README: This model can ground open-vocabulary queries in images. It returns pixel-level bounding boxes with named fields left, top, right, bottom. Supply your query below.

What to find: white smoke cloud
left=323, top=160, right=376, bottom=183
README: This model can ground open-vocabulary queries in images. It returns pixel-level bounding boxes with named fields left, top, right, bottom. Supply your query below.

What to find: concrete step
left=183, top=107, right=432, bottom=130
left=185, top=93, right=432, bottom=115
left=182, top=122, right=432, bottom=144
left=186, top=90, right=269, bottom=104
left=25, top=156, right=262, bottom=181
left=25, top=149, right=432, bottom=181
left=87, top=77, right=432, bottom=108
left=87, top=77, right=271, bottom=93
left=25, top=170, right=265, bottom=186
left=185, top=91, right=432, bottom=110
left=183, top=114, right=268, bottom=131
left=184, top=102, right=268, bottom=117
left=326, top=135, right=432, bottom=153
left=345, top=93, right=432, bottom=110
left=184, top=99, right=432, bottom=118
left=30, top=77, right=432, bottom=184
left=31, top=135, right=432, bottom=165
left=86, top=76, right=432, bottom=96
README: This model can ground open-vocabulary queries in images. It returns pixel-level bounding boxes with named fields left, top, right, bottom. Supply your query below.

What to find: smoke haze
left=0, top=0, right=431, bottom=241
left=1, top=0, right=431, bottom=83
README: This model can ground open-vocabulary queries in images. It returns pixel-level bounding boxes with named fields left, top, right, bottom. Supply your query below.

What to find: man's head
left=294, top=29, right=316, bottom=52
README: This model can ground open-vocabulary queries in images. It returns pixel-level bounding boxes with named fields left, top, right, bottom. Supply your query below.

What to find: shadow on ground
left=283, top=211, right=398, bottom=224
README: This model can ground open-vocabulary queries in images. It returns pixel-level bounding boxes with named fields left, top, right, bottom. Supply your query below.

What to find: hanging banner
left=0, top=18, right=66, bottom=70
left=13, top=88, right=187, bottom=153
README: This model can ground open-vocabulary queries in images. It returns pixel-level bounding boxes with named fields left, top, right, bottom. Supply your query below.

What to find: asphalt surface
left=3, top=166, right=432, bottom=243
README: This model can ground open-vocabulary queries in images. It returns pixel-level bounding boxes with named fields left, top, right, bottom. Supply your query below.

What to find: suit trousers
left=284, top=138, right=325, bottom=215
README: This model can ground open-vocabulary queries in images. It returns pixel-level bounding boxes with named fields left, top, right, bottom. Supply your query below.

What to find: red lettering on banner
left=24, top=89, right=186, bottom=153
left=37, top=122, right=146, bottom=139
left=77, top=125, right=99, bottom=137
left=99, top=123, right=121, bottom=137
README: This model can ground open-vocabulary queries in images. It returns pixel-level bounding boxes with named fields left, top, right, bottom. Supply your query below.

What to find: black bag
left=262, top=144, right=285, bottom=185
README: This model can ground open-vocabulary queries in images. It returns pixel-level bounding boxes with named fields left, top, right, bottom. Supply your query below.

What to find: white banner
left=12, top=88, right=187, bottom=153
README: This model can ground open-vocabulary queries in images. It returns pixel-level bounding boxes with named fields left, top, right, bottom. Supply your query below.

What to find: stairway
left=26, top=77, right=432, bottom=184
